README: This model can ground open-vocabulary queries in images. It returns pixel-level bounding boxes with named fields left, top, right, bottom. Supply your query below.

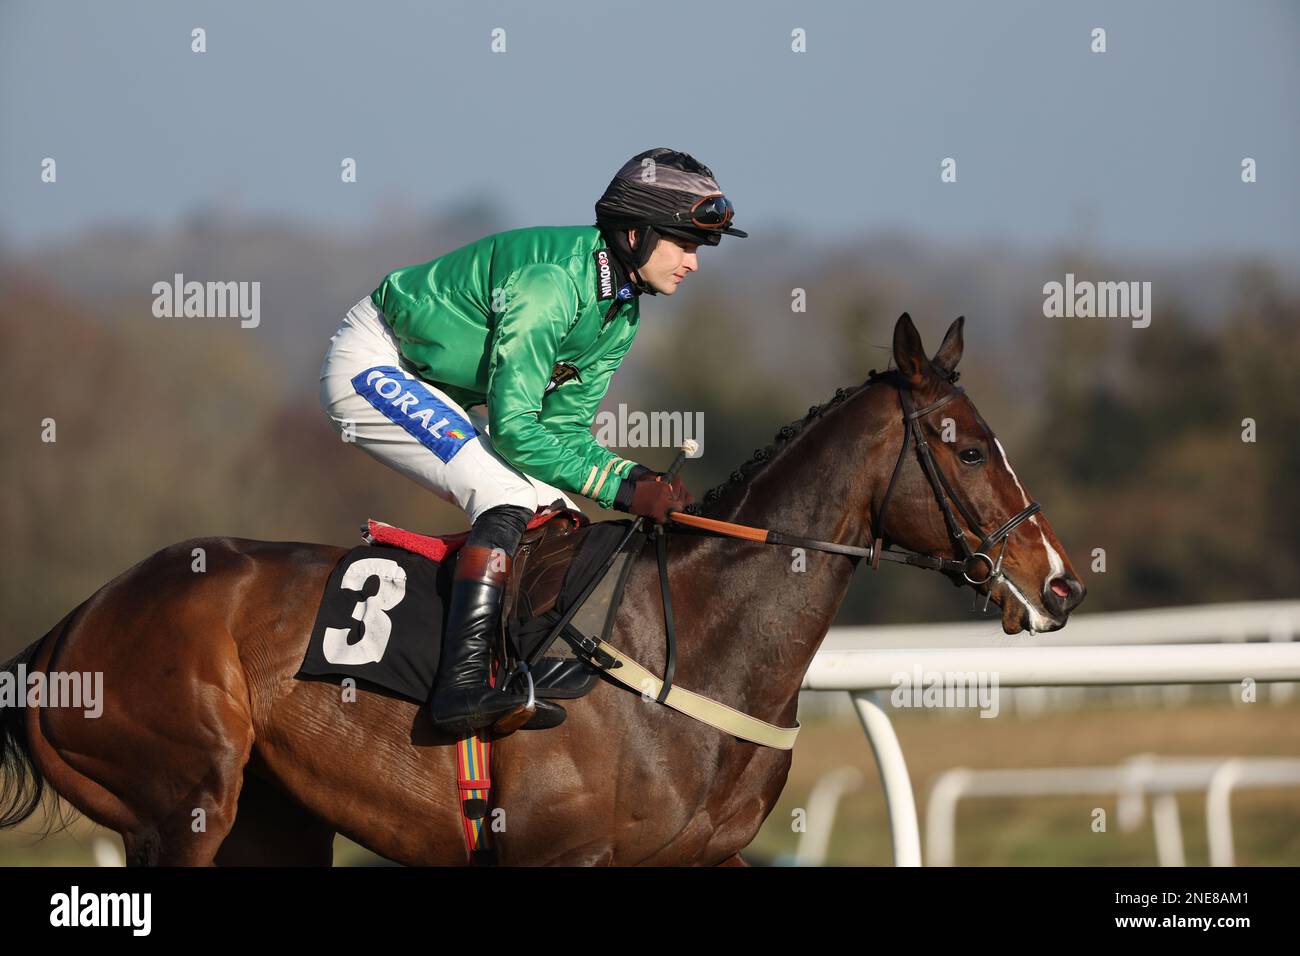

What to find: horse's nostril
left=1050, top=578, right=1072, bottom=599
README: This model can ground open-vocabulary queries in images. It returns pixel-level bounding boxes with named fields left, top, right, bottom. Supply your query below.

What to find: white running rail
left=924, top=756, right=1300, bottom=866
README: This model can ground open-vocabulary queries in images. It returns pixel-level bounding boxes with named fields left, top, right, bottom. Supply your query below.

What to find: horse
left=0, top=314, right=1084, bottom=865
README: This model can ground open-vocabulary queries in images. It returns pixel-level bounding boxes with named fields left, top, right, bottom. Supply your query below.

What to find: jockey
left=319, top=147, right=747, bottom=737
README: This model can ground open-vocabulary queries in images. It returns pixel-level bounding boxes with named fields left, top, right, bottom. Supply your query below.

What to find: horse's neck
left=673, top=385, right=898, bottom=724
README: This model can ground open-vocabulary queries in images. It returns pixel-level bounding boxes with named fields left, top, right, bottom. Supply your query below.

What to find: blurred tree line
left=1024, top=262, right=1300, bottom=610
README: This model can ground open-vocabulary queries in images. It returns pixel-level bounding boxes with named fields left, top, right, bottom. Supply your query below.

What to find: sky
left=2, top=0, right=1297, bottom=262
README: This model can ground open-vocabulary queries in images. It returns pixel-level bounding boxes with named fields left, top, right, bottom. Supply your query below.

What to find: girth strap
left=586, top=638, right=800, bottom=750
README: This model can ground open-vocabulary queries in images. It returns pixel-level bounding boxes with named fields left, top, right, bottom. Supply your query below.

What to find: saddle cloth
left=295, top=509, right=633, bottom=704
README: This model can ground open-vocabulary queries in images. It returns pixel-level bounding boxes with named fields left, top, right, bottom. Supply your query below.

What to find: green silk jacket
left=371, top=225, right=641, bottom=508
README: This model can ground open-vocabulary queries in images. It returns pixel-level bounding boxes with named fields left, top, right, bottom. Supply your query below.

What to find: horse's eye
left=959, top=447, right=984, bottom=465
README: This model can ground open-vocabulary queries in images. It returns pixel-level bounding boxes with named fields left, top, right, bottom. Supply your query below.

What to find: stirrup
left=490, top=667, right=567, bottom=734
left=489, top=665, right=538, bottom=735
left=491, top=700, right=537, bottom=735
left=491, top=699, right=568, bottom=734
left=521, top=699, right=567, bottom=730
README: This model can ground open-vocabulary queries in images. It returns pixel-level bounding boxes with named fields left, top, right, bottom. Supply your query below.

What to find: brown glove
left=627, top=475, right=693, bottom=524
left=664, top=475, right=693, bottom=508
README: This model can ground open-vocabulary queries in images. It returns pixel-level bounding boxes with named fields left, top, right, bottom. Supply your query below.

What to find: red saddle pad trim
left=365, top=504, right=589, bottom=563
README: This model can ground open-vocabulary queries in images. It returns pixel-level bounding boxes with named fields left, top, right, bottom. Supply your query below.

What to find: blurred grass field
left=2, top=698, right=1296, bottom=867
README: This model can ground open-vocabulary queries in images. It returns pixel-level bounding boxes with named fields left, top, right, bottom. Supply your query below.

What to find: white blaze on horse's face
left=981, top=434, right=1077, bottom=634
left=993, top=437, right=1068, bottom=627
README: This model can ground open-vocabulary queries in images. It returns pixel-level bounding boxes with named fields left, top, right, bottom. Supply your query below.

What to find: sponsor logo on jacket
left=594, top=249, right=615, bottom=300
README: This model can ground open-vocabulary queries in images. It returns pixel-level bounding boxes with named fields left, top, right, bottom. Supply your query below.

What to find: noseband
left=872, top=381, right=1041, bottom=592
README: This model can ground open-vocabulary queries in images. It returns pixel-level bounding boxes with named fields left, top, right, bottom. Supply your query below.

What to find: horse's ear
left=892, top=313, right=927, bottom=386
left=932, top=316, right=965, bottom=375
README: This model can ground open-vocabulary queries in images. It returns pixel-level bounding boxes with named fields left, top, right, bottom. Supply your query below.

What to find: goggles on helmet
left=658, top=194, right=736, bottom=230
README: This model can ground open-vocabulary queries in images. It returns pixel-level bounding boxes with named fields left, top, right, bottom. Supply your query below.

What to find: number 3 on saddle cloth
left=295, top=504, right=636, bottom=708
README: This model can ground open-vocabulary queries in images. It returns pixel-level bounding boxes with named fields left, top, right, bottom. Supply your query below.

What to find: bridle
left=665, top=373, right=1042, bottom=600
left=871, top=378, right=1041, bottom=597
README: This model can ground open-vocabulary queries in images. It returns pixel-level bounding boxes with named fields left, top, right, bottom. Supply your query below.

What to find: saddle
left=501, top=510, right=583, bottom=638
left=363, top=506, right=638, bottom=701
left=497, top=511, right=591, bottom=694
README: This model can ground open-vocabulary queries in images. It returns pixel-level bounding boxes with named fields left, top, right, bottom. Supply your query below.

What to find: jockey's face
left=627, top=229, right=699, bottom=295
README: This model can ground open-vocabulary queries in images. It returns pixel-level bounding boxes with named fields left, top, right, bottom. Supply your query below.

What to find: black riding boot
left=426, top=544, right=531, bottom=737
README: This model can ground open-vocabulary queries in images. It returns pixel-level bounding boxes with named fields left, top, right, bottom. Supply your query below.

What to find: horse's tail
left=0, top=632, right=53, bottom=830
